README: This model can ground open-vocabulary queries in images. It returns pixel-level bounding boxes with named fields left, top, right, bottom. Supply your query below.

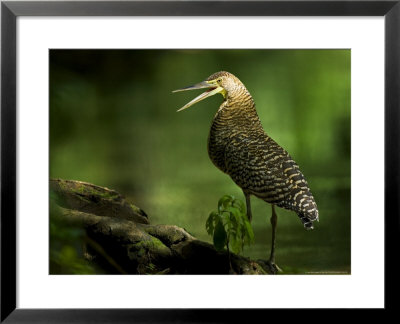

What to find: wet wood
left=50, top=179, right=271, bottom=274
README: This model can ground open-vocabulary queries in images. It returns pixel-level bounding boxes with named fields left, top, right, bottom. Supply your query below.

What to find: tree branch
left=50, top=179, right=270, bottom=274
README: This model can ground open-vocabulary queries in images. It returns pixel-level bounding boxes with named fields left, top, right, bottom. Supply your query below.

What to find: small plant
left=206, top=195, right=255, bottom=269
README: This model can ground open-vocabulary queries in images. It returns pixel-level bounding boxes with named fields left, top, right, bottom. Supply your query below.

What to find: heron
left=173, top=71, right=319, bottom=273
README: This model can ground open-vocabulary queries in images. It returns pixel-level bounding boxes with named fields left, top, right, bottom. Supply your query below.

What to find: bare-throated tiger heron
left=173, top=71, right=319, bottom=273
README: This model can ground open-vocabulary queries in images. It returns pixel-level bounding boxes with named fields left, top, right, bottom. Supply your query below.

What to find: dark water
left=128, top=173, right=350, bottom=275
left=50, top=49, right=351, bottom=274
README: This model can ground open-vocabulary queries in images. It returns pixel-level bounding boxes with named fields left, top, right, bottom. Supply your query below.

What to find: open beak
left=173, top=81, right=222, bottom=112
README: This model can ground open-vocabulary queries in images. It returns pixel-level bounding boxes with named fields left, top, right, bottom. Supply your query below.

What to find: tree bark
left=50, top=179, right=270, bottom=274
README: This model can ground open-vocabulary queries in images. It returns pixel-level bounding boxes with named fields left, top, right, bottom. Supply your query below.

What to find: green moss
left=251, top=263, right=269, bottom=275
left=90, top=189, right=119, bottom=200
left=131, top=236, right=170, bottom=255
left=130, top=203, right=143, bottom=214
left=66, top=181, right=119, bottom=200
left=75, top=184, right=85, bottom=194
left=57, top=180, right=69, bottom=192
left=142, top=225, right=185, bottom=246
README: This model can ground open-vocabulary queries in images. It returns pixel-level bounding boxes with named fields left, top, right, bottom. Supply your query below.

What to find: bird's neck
left=216, top=90, right=260, bottom=125
left=208, top=90, right=263, bottom=172
left=224, top=87, right=255, bottom=110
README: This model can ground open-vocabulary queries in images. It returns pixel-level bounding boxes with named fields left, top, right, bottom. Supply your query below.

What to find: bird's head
left=173, top=71, right=247, bottom=112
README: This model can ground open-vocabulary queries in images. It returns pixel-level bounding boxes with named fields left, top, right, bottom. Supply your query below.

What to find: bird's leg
left=244, top=192, right=252, bottom=222
left=269, top=205, right=277, bottom=263
left=266, top=205, right=282, bottom=274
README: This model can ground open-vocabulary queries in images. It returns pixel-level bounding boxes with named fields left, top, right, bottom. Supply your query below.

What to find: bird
left=173, top=71, right=319, bottom=273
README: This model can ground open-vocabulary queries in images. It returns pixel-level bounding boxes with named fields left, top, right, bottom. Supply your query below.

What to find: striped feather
left=207, top=71, right=319, bottom=229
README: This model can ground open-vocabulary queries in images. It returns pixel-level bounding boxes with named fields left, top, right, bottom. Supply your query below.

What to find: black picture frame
left=1, top=0, right=398, bottom=321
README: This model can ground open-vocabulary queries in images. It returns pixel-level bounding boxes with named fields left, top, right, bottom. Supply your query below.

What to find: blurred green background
left=50, top=49, right=350, bottom=274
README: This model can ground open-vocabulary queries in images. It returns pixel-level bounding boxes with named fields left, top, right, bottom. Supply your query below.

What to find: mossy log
left=50, top=179, right=270, bottom=274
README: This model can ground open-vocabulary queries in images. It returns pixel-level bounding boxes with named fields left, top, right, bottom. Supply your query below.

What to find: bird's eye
left=217, top=78, right=222, bottom=84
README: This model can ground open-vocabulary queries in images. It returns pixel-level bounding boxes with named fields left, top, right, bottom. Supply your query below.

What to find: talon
left=268, top=261, right=282, bottom=274
left=258, top=260, right=282, bottom=274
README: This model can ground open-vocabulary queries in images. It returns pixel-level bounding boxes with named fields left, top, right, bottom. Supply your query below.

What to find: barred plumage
left=206, top=71, right=319, bottom=229
left=174, top=70, right=319, bottom=272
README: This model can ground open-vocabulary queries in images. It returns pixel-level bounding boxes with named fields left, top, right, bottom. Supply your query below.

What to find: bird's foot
left=266, top=261, right=282, bottom=274
left=258, top=259, right=282, bottom=274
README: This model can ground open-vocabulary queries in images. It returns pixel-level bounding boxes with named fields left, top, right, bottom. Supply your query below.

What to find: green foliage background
left=50, top=49, right=350, bottom=274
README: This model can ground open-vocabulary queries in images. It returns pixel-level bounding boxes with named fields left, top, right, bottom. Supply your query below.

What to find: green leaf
left=218, top=195, right=234, bottom=211
left=225, top=206, right=241, bottom=223
left=244, top=219, right=255, bottom=244
left=233, top=199, right=246, bottom=215
left=213, top=220, right=227, bottom=251
left=206, top=211, right=218, bottom=235
left=207, top=195, right=254, bottom=255
left=229, top=234, right=242, bottom=254
left=220, top=211, right=231, bottom=226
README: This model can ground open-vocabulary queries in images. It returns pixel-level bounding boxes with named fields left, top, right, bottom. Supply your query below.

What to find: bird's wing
left=224, top=135, right=279, bottom=199
left=224, top=133, right=319, bottom=228
left=224, top=135, right=308, bottom=203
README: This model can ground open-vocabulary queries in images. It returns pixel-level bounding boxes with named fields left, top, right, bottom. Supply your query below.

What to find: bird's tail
left=297, top=197, right=319, bottom=230
left=298, top=208, right=319, bottom=230
left=276, top=190, right=319, bottom=230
